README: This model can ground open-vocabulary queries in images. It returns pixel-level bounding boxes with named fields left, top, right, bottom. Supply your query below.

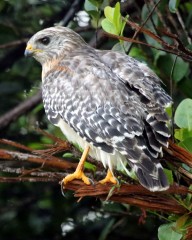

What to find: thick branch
left=63, top=181, right=189, bottom=214
left=0, top=134, right=191, bottom=214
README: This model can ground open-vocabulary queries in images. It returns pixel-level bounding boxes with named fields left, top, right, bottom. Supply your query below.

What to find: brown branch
left=166, top=140, right=192, bottom=167
left=63, top=181, right=189, bottom=214
left=104, top=31, right=192, bottom=62
left=0, top=132, right=191, bottom=214
left=124, top=19, right=192, bottom=61
left=0, top=149, right=76, bottom=170
left=0, top=176, right=56, bottom=183
left=127, top=0, right=161, bottom=53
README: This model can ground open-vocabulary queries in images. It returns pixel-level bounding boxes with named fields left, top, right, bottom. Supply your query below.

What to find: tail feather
left=134, top=162, right=169, bottom=192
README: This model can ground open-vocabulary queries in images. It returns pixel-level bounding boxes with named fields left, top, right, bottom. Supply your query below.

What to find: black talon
left=60, top=180, right=66, bottom=197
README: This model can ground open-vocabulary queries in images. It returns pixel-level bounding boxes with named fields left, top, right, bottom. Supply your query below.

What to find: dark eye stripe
left=38, top=37, right=50, bottom=45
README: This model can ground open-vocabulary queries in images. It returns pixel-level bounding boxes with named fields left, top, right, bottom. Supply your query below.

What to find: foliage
left=0, top=0, right=192, bottom=240
left=174, top=99, right=192, bottom=152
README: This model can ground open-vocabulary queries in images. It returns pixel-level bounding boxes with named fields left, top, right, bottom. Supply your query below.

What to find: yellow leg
left=99, top=169, right=117, bottom=184
left=62, top=146, right=91, bottom=185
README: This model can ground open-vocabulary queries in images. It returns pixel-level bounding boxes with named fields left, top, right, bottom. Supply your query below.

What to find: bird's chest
left=56, top=118, right=88, bottom=150
left=56, top=118, right=126, bottom=172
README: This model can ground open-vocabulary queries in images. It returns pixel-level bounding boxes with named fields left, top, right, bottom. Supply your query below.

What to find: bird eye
left=38, top=37, right=50, bottom=45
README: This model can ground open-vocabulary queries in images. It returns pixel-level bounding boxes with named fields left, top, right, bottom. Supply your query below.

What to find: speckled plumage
left=25, top=26, right=172, bottom=191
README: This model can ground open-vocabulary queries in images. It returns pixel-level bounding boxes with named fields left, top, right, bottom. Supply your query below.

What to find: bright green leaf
left=84, top=161, right=96, bottom=172
left=113, top=2, right=121, bottom=34
left=174, top=128, right=192, bottom=141
left=101, top=18, right=117, bottom=34
left=178, top=137, right=192, bottom=153
left=104, top=6, right=114, bottom=23
left=158, top=222, right=183, bottom=240
left=120, top=14, right=129, bottom=36
left=169, top=0, right=180, bottom=13
left=63, top=152, right=74, bottom=158
left=166, top=105, right=173, bottom=118
left=164, top=168, right=174, bottom=184
left=174, top=99, right=192, bottom=130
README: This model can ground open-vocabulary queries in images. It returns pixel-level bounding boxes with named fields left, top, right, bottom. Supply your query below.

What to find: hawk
left=25, top=26, right=172, bottom=191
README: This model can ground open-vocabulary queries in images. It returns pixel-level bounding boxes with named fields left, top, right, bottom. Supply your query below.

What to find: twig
left=58, top=0, right=84, bottom=26
left=176, top=11, right=191, bottom=44
left=0, top=91, right=42, bottom=130
left=127, top=0, right=161, bottom=53
left=0, top=39, right=28, bottom=49
left=170, top=56, right=177, bottom=141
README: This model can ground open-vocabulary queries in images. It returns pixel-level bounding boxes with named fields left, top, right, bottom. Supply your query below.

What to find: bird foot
left=61, top=146, right=91, bottom=186
left=61, top=170, right=91, bottom=186
left=99, top=169, right=117, bottom=184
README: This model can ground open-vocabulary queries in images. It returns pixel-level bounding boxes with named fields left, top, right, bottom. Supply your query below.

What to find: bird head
left=25, top=26, right=86, bottom=65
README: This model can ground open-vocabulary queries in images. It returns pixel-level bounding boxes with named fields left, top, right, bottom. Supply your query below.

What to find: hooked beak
left=24, top=44, right=34, bottom=57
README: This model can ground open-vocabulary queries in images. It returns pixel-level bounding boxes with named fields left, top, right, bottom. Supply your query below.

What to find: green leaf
left=172, top=57, right=189, bottom=82
left=158, top=222, right=183, bottom=240
left=87, top=10, right=100, bottom=20
left=85, top=0, right=103, bottom=10
left=129, top=47, right=147, bottom=62
left=84, top=0, right=98, bottom=12
left=178, top=137, right=192, bottom=153
left=112, top=41, right=131, bottom=53
left=101, top=18, right=117, bottom=34
left=120, top=14, right=128, bottom=36
left=102, top=2, right=127, bottom=36
left=175, top=214, right=189, bottom=230
left=166, top=105, right=173, bottom=118
left=113, top=2, right=121, bottom=34
left=84, top=0, right=100, bottom=21
left=63, top=152, right=74, bottom=158
left=174, top=99, right=192, bottom=130
left=157, top=55, right=189, bottom=82
left=89, top=0, right=103, bottom=7
left=174, top=128, right=192, bottom=141
left=104, top=6, right=114, bottom=23
left=169, top=0, right=180, bottom=13
left=164, top=168, right=174, bottom=184
left=84, top=161, right=96, bottom=172
left=185, top=185, right=192, bottom=207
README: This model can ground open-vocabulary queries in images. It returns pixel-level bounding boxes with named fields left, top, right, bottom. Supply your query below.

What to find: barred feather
left=26, top=26, right=172, bottom=191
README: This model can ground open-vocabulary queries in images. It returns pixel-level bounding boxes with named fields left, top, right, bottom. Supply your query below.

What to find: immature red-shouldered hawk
left=25, top=26, right=172, bottom=191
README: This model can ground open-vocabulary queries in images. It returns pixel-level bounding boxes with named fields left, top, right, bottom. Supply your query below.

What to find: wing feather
left=42, top=46, right=170, bottom=191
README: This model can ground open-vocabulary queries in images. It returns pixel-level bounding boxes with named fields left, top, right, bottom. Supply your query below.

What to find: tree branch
left=0, top=132, right=191, bottom=214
